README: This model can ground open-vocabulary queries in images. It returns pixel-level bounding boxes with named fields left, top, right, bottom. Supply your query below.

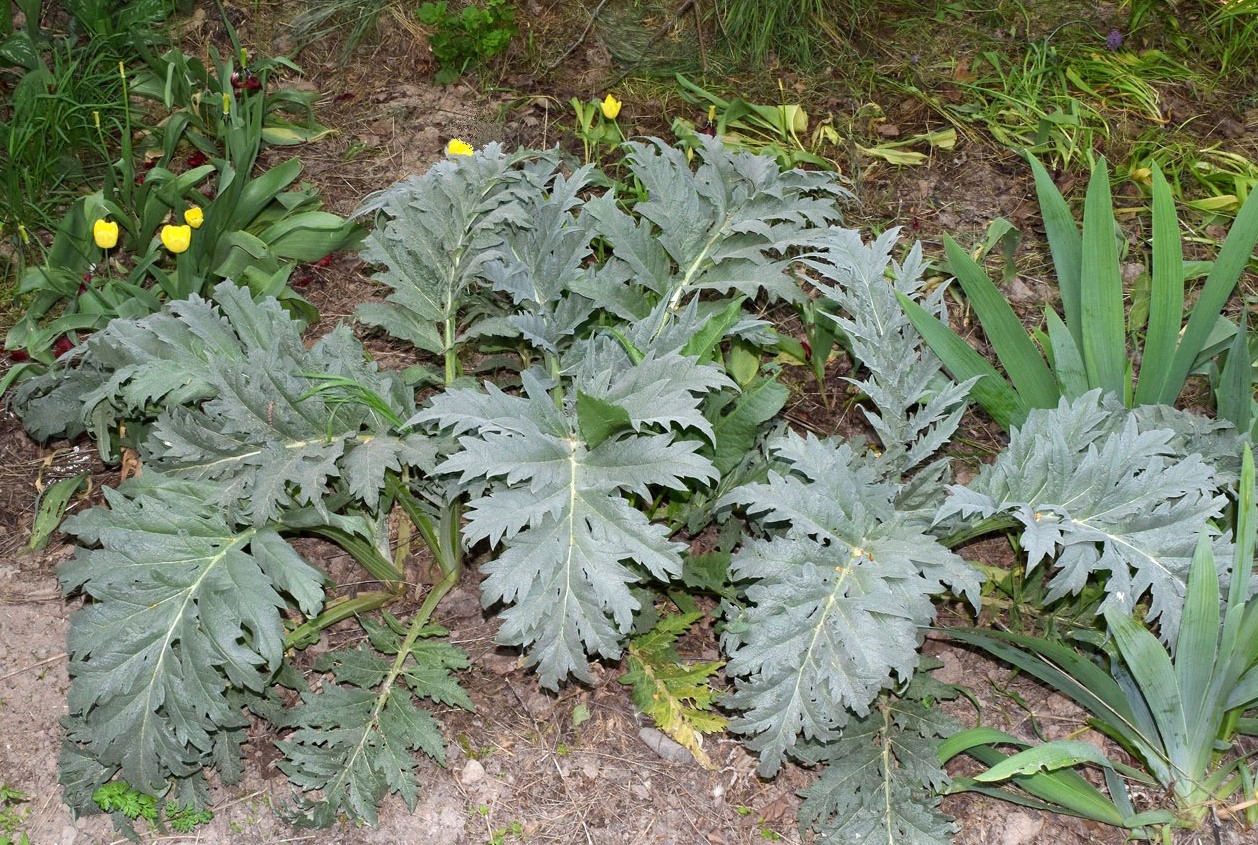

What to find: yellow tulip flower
left=161, top=224, right=192, bottom=254
left=600, top=94, right=622, bottom=120
left=446, top=138, right=475, bottom=156
left=93, top=219, right=120, bottom=249
left=184, top=206, right=204, bottom=229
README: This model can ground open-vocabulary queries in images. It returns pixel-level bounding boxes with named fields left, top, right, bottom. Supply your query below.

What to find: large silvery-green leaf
left=353, top=144, right=561, bottom=355
left=11, top=283, right=308, bottom=447
left=807, top=229, right=972, bottom=481
left=941, top=391, right=1230, bottom=641
left=565, top=338, right=735, bottom=442
left=576, top=136, right=848, bottom=323
left=797, top=676, right=957, bottom=845
left=414, top=359, right=726, bottom=688
left=57, top=473, right=326, bottom=803
left=146, top=324, right=433, bottom=524
left=480, top=165, right=599, bottom=355
left=13, top=284, right=434, bottom=523
left=719, top=434, right=979, bottom=775
left=278, top=619, right=470, bottom=827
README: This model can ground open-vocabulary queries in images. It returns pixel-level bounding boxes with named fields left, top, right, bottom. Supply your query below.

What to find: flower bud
left=161, top=223, right=192, bottom=254
left=93, top=218, right=120, bottom=249
left=600, top=94, right=622, bottom=120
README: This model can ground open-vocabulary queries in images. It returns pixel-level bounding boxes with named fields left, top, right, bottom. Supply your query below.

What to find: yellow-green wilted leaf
left=262, top=120, right=334, bottom=146
left=29, top=474, right=88, bottom=550
left=620, top=612, right=727, bottom=768
left=857, top=144, right=927, bottom=166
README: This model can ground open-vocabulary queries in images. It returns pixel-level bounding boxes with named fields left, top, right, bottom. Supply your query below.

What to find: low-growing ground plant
left=0, top=783, right=30, bottom=845
left=417, top=0, right=516, bottom=84
left=11, top=137, right=1256, bottom=843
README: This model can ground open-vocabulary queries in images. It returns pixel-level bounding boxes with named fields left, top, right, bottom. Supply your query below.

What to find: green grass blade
left=941, top=730, right=1128, bottom=826
left=1223, top=600, right=1258, bottom=711
left=937, top=726, right=1023, bottom=760
left=1134, top=164, right=1186, bottom=406
left=1224, top=446, right=1256, bottom=640
left=1028, top=154, right=1082, bottom=345
left=1226, top=657, right=1258, bottom=712
left=1044, top=309, right=1089, bottom=396
left=943, top=237, right=1059, bottom=408
left=1161, top=184, right=1258, bottom=405
left=1103, top=608, right=1188, bottom=779
left=1172, top=535, right=1220, bottom=765
left=973, top=740, right=1113, bottom=783
left=945, top=627, right=1154, bottom=756
left=1078, top=158, right=1128, bottom=398
left=896, top=290, right=1029, bottom=428
left=1215, top=319, right=1252, bottom=436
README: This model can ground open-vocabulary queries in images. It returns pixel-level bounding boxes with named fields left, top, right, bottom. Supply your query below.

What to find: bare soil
left=2, top=2, right=1256, bottom=844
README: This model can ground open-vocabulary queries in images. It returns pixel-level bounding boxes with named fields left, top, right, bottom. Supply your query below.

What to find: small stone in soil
left=459, top=758, right=485, bottom=785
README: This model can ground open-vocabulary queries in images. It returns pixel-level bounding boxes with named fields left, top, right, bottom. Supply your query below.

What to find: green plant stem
left=387, top=475, right=463, bottom=578
left=175, top=252, right=193, bottom=298
left=285, top=591, right=397, bottom=649
left=444, top=316, right=458, bottom=384
left=938, top=514, right=1021, bottom=549
left=300, top=524, right=404, bottom=587
left=657, top=213, right=732, bottom=338
left=362, top=555, right=461, bottom=733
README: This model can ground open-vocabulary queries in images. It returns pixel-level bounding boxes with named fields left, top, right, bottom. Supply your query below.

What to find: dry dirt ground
left=1, top=3, right=1256, bottom=844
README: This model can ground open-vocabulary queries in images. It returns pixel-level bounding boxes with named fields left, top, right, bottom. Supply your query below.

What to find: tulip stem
left=176, top=253, right=194, bottom=298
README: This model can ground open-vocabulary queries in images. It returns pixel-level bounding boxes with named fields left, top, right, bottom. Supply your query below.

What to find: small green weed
left=732, top=805, right=781, bottom=840
left=489, top=820, right=523, bottom=844
left=0, top=784, right=31, bottom=845
left=93, top=781, right=158, bottom=822
left=92, top=781, right=213, bottom=833
left=165, top=802, right=215, bottom=833
left=417, top=0, right=517, bottom=84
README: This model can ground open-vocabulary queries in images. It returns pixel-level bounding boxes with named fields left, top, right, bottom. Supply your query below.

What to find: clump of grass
left=289, top=0, right=402, bottom=56
left=1, top=0, right=168, bottom=267
left=715, top=0, right=872, bottom=69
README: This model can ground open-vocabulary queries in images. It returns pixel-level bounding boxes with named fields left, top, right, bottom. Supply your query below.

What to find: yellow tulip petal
left=184, top=206, right=204, bottom=229
left=160, top=224, right=192, bottom=254
left=600, top=94, right=622, bottom=120
left=93, top=219, right=119, bottom=249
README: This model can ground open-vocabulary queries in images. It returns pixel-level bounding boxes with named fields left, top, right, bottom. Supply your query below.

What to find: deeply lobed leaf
left=797, top=674, right=958, bottom=845
left=58, top=472, right=326, bottom=802
left=941, top=391, right=1231, bottom=641
left=416, top=363, right=724, bottom=688
left=353, top=144, right=562, bottom=355
left=806, top=228, right=973, bottom=480
left=621, top=612, right=727, bottom=767
left=277, top=621, right=470, bottom=827
left=720, top=434, right=979, bottom=775
left=578, top=136, right=849, bottom=323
